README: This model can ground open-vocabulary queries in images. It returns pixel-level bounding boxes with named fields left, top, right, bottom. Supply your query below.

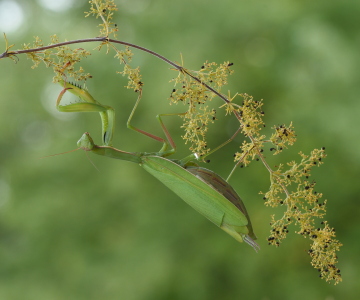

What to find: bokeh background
left=1, top=0, right=359, bottom=299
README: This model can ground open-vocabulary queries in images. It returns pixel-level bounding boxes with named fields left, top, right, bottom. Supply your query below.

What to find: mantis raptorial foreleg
left=57, top=80, right=115, bottom=146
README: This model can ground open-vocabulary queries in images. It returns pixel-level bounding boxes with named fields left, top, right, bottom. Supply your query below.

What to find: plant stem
left=1, top=37, right=233, bottom=105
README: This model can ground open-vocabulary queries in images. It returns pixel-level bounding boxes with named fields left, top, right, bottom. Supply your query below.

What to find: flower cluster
left=261, top=148, right=342, bottom=284
left=217, top=91, right=342, bottom=284
left=169, top=61, right=234, bottom=155
left=22, top=35, right=92, bottom=82
left=85, top=0, right=118, bottom=38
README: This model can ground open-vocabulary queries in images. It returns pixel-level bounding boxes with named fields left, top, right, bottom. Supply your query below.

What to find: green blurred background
left=0, top=0, right=359, bottom=299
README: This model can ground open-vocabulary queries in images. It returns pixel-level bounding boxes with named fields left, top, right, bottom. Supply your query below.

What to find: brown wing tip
left=244, top=235, right=260, bottom=252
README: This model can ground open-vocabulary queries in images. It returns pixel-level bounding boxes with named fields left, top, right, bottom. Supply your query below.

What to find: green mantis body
left=58, top=81, right=259, bottom=251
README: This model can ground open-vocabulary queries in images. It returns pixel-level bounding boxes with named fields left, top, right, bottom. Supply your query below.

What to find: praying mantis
left=56, top=80, right=260, bottom=251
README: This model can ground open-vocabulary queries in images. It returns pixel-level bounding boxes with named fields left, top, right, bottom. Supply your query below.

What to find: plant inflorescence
left=0, top=0, right=342, bottom=284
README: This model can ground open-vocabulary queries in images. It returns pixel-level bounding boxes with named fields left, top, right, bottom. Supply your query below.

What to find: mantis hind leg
left=200, top=126, right=242, bottom=161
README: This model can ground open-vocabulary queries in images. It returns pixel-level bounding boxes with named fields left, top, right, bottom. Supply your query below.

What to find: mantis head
left=77, top=132, right=95, bottom=151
